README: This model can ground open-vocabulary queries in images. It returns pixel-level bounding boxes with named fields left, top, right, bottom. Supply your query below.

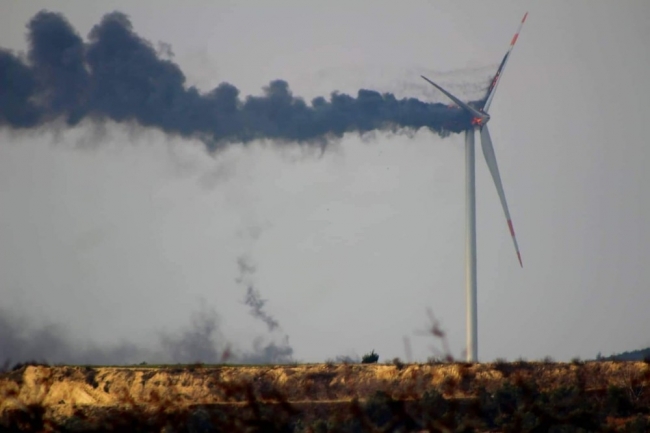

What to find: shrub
left=83, top=367, right=99, bottom=389
left=624, top=415, right=650, bottom=433
left=607, top=385, right=635, bottom=417
left=10, top=360, right=49, bottom=372
left=420, top=389, right=449, bottom=422
left=361, top=350, right=379, bottom=364
left=363, top=391, right=393, bottom=427
left=571, top=356, right=584, bottom=365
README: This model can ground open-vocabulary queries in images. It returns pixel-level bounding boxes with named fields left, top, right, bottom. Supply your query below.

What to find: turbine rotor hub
left=471, top=113, right=490, bottom=127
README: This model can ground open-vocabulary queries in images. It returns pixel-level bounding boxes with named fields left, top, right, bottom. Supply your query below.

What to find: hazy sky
left=1, top=0, right=649, bottom=364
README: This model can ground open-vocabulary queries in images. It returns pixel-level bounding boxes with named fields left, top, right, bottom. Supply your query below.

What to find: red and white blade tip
left=510, top=13, right=528, bottom=47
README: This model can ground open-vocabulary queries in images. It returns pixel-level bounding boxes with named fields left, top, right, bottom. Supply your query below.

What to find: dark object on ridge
left=362, top=350, right=379, bottom=364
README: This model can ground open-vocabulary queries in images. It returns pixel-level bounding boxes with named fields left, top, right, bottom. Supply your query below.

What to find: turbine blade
left=480, top=125, right=523, bottom=267
left=420, top=75, right=487, bottom=122
left=482, top=12, right=528, bottom=113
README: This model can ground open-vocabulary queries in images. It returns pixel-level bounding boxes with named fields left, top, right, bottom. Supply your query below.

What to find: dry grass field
left=2, top=360, right=650, bottom=432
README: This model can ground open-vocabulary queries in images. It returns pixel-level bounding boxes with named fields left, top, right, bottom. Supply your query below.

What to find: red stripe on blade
left=522, top=12, right=528, bottom=23
left=507, top=219, right=516, bottom=237
left=510, top=33, right=519, bottom=46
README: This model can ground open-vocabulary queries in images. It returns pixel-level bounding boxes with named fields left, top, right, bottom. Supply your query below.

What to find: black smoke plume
left=236, top=255, right=293, bottom=363
left=238, top=256, right=280, bottom=332
left=244, top=287, right=280, bottom=332
left=0, top=11, right=476, bottom=150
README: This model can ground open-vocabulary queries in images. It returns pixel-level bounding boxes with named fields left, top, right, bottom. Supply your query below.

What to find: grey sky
left=1, top=0, right=649, bottom=363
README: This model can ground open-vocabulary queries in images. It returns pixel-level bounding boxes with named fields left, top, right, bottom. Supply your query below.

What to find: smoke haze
left=0, top=304, right=294, bottom=366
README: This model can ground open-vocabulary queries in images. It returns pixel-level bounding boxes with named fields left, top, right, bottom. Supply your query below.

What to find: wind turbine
left=421, top=12, right=527, bottom=362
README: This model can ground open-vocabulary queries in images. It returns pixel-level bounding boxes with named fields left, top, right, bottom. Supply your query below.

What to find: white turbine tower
left=421, top=13, right=527, bottom=362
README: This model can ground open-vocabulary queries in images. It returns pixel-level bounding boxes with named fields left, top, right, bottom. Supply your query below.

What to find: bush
left=624, top=415, right=650, bottom=433
left=361, top=350, right=379, bottom=364
left=9, top=360, right=49, bottom=372
left=83, top=367, right=99, bottom=389
left=571, top=357, right=584, bottom=365
left=420, top=389, right=449, bottom=422
left=607, top=385, right=635, bottom=417
left=364, top=391, right=394, bottom=427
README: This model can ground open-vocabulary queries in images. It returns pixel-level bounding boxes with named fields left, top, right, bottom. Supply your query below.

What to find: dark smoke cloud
left=0, top=10, right=476, bottom=150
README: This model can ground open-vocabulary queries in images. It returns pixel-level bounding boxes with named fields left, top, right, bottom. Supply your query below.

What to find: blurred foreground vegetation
left=2, top=358, right=650, bottom=432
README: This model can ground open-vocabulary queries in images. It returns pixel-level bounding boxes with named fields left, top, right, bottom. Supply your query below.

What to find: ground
left=2, top=361, right=650, bottom=431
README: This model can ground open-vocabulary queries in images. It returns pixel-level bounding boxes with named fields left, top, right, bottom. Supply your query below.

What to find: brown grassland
left=2, top=360, right=650, bottom=432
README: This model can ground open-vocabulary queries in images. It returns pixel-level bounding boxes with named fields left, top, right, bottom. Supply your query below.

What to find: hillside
left=2, top=361, right=650, bottom=431
left=603, top=347, right=650, bottom=362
